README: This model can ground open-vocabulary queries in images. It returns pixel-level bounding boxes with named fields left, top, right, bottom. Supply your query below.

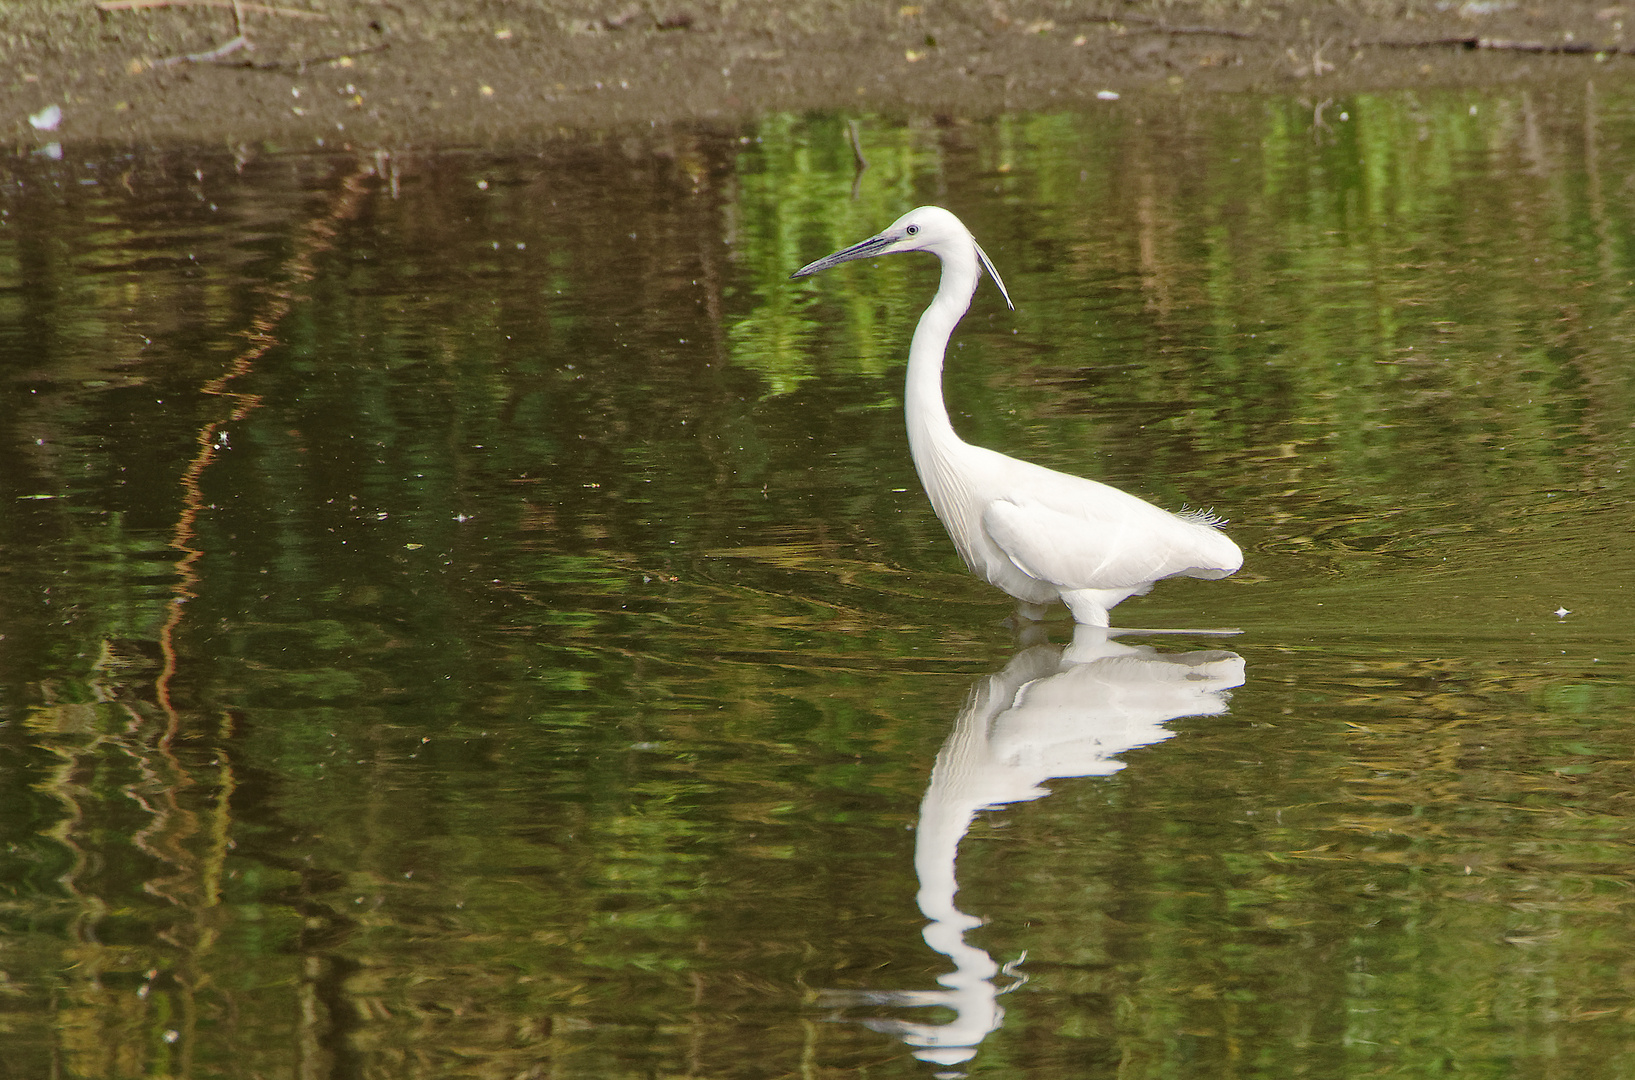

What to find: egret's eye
left=906, top=224, right=920, bottom=236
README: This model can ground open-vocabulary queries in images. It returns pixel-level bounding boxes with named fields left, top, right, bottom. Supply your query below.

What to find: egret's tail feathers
left=1176, top=504, right=1229, bottom=528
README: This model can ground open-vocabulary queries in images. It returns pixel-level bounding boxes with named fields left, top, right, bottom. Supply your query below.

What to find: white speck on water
left=28, top=104, right=62, bottom=131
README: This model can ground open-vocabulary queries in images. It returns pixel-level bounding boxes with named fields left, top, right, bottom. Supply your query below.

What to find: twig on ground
left=1356, top=35, right=1632, bottom=56
left=106, top=0, right=387, bottom=73
left=1078, top=14, right=1266, bottom=41
left=228, top=41, right=391, bottom=70
left=1072, top=13, right=1631, bottom=59
left=97, top=0, right=328, bottom=19
left=141, top=0, right=254, bottom=67
left=157, top=32, right=251, bottom=65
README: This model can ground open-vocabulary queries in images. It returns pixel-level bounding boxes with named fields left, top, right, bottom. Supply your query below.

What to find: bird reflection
left=818, top=626, right=1245, bottom=1075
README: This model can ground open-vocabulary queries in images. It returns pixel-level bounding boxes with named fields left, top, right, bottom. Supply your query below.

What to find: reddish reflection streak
left=154, top=159, right=377, bottom=744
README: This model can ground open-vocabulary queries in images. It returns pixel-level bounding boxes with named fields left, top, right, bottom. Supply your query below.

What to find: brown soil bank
left=3, top=1, right=1634, bottom=147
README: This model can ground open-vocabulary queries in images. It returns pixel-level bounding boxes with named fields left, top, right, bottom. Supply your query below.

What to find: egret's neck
left=905, top=250, right=981, bottom=453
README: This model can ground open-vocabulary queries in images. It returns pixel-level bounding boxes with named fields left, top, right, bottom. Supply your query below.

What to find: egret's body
left=793, top=206, right=1241, bottom=625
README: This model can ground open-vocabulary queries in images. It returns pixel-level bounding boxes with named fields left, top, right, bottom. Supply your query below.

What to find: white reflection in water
left=821, top=627, right=1244, bottom=1074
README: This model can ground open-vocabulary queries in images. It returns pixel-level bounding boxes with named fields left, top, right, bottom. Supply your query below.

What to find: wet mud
left=3, top=1, right=1631, bottom=147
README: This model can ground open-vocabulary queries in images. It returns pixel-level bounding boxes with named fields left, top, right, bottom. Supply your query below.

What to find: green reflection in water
left=1, top=83, right=1633, bottom=1080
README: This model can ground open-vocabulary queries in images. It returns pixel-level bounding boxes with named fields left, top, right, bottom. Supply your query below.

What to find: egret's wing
left=981, top=497, right=1232, bottom=591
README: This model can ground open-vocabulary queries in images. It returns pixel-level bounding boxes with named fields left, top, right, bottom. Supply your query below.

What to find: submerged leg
left=1012, top=600, right=1053, bottom=623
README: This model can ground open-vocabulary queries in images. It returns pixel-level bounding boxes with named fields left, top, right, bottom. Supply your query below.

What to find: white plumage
left=793, top=205, right=1242, bottom=625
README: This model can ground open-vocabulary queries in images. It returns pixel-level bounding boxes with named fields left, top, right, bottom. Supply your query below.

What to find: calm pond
left=3, top=84, right=1635, bottom=1079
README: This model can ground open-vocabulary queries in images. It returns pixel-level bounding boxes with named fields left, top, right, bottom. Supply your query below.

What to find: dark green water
left=3, top=84, right=1634, bottom=1079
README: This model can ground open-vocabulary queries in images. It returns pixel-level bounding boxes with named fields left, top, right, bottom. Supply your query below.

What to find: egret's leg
left=1012, top=600, right=1053, bottom=623
left=1060, top=590, right=1114, bottom=626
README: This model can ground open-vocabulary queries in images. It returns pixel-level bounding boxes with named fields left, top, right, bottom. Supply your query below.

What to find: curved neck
left=905, top=249, right=981, bottom=452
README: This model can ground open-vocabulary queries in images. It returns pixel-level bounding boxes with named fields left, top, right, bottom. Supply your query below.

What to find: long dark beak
left=790, top=233, right=893, bottom=278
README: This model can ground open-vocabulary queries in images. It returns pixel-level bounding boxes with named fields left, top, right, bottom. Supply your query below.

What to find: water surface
left=3, top=85, right=1634, bottom=1078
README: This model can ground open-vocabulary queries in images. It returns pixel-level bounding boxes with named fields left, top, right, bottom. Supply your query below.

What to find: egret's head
left=791, top=205, right=1013, bottom=309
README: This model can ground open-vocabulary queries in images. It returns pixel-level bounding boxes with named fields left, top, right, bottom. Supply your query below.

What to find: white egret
left=792, top=206, right=1242, bottom=626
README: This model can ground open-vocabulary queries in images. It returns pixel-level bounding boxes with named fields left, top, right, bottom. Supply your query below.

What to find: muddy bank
left=3, top=1, right=1633, bottom=148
